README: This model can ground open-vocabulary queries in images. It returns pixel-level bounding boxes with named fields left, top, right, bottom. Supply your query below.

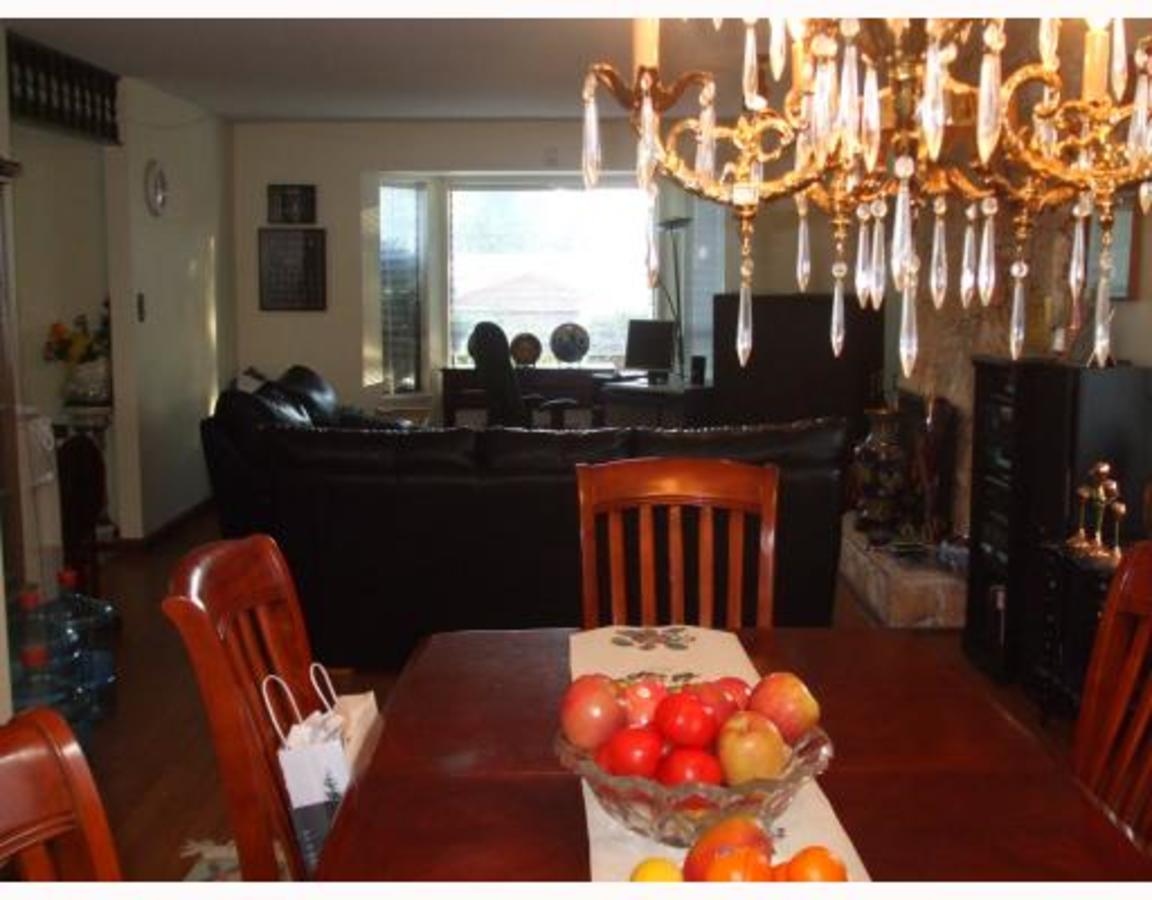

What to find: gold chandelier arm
left=653, top=70, right=714, bottom=114
left=589, top=63, right=636, bottom=110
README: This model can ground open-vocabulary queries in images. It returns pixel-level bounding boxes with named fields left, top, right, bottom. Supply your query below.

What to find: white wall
left=106, top=80, right=233, bottom=538
left=232, top=119, right=633, bottom=411
left=10, top=124, right=109, bottom=417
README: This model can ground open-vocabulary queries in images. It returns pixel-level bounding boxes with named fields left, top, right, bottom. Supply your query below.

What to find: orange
left=630, top=858, right=684, bottom=882
left=703, top=845, right=775, bottom=881
left=782, top=845, right=848, bottom=881
left=683, top=816, right=773, bottom=881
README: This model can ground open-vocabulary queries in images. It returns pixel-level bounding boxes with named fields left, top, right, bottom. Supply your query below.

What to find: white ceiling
left=4, top=19, right=749, bottom=121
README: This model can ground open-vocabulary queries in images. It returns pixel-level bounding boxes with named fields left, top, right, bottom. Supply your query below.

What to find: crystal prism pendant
left=811, top=56, right=836, bottom=165
left=890, top=157, right=914, bottom=291
left=838, top=43, right=860, bottom=158
left=1129, top=74, right=1148, bottom=164
left=636, top=87, right=660, bottom=191
left=861, top=65, right=881, bottom=172
left=1009, top=260, right=1028, bottom=361
left=830, top=263, right=848, bottom=357
left=695, top=80, right=717, bottom=181
left=1141, top=181, right=1152, bottom=214
left=581, top=75, right=601, bottom=189
left=977, top=49, right=1003, bottom=164
left=796, top=197, right=812, bottom=292
left=855, top=204, right=872, bottom=309
left=960, top=204, right=978, bottom=309
left=1093, top=250, right=1113, bottom=367
left=978, top=197, right=998, bottom=306
left=743, top=19, right=766, bottom=111
left=1069, top=198, right=1089, bottom=326
left=1112, top=19, right=1128, bottom=101
left=769, top=17, right=787, bottom=81
left=929, top=197, right=948, bottom=310
left=921, top=41, right=947, bottom=161
left=870, top=199, right=887, bottom=311
left=645, top=195, right=660, bottom=289
left=737, top=259, right=754, bottom=367
left=899, top=258, right=920, bottom=378
left=1038, top=18, right=1061, bottom=70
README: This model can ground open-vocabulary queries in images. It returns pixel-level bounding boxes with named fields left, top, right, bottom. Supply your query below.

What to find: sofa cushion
left=266, top=426, right=399, bottom=474
left=480, top=427, right=632, bottom=473
left=277, top=365, right=342, bottom=426
left=630, top=418, right=847, bottom=467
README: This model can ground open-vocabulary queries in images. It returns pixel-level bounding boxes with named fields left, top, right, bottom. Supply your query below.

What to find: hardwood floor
left=72, top=508, right=1075, bottom=879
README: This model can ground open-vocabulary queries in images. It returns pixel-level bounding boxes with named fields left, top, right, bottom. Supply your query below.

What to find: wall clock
left=144, top=160, right=168, bottom=217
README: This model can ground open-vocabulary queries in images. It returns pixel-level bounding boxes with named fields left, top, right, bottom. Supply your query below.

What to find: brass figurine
left=1067, top=462, right=1125, bottom=568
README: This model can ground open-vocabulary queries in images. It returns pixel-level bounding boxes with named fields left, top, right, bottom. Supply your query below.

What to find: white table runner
left=569, top=625, right=870, bottom=882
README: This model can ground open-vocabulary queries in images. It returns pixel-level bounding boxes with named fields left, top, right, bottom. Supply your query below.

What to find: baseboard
left=98, top=499, right=215, bottom=553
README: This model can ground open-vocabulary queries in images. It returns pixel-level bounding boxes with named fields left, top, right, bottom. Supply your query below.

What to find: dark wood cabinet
left=964, top=356, right=1152, bottom=681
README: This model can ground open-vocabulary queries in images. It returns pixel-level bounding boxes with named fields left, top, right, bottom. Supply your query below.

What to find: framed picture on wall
left=1087, top=205, right=1142, bottom=300
left=258, top=228, right=327, bottom=311
left=267, top=184, right=317, bottom=224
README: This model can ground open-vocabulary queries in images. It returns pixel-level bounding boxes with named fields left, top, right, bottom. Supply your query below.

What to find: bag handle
left=309, top=662, right=339, bottom=713
left=260, top=674, right=304, bottom=746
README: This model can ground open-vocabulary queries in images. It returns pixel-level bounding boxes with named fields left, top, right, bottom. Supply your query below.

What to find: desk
left=317, top=628, right=1151, bottom=880
left=600, top=379, right=715, bottom=428
left=440, top=366, right=612, bottom=426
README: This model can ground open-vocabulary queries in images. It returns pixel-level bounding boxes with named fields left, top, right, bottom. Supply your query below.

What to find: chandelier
left=580, top=18, right=1152, bottom=374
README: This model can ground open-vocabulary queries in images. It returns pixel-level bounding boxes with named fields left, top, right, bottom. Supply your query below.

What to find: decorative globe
left=550, top=323, right=590, bottom=364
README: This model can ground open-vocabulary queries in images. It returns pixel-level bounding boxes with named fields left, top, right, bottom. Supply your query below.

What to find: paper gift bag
left=261, top=675, right=351, bottom=874
left=310, top=662, right=379, bottom=768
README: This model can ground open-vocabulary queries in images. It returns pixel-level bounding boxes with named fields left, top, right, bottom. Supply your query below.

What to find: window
left=379, top=184, right=426, bottom=393
left=447, top=185, right=653, bottom=366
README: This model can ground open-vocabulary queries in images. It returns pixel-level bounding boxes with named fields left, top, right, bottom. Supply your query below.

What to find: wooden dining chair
left=163, top=533, right=319, bottom=881
left=576, top=457, right=779, bottom=629
left=1073, top=539, right=1152, bottom=848
left=0, top=708, right=121, bottom=880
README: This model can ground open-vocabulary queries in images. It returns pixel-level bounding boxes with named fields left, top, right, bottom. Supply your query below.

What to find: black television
left=624, top=319, right=676, bottom=382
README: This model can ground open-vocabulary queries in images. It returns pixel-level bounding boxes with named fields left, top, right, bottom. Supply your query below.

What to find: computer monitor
left=624, top=319, right=676, bottom=382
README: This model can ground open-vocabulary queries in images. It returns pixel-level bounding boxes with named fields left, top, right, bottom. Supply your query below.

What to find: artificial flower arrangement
left=43, top=299, right=111, bottom=365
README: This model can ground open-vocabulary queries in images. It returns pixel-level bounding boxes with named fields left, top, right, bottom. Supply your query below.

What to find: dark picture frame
left=267, top=184, right=317, bottom=224
left=258, top=228, right=327, bottom=311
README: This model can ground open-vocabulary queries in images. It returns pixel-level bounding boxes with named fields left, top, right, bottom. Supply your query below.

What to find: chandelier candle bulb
left=930, top=198, right=948, bottom=310
left=769, top=17, right=787, bottom=81
left=855, top=205, right=872, bottom=309
left=1111, top=19, right=1127, bottom=101
left=960, top=205, right=978, bottom=309
left=1039, top=18, right=1061, bottom=70
left=978, top=198, right=998, bottom=306
left=632, top=18, right=660, bottom=73
left=1082, top=20, right=1110, bottom=102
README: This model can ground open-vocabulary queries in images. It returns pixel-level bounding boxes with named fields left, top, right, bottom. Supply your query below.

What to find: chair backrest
left=162, top=534, right=317, bottom=880
left=576, top=457, right=779, bottom=629
left=1073, top=539, right=1152, bottom=847
left=468, top=321, right=530, bottom=428
left=0, top=708, right=121, bottom=880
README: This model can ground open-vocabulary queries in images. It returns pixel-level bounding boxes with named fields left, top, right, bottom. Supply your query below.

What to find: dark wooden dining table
left=316, top=628, right=1152, bottom=881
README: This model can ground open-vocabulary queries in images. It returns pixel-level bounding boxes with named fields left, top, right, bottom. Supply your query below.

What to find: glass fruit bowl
left=554, top=725, right=833, bottom=847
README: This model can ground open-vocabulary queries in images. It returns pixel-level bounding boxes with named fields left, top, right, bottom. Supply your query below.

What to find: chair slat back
left=0, top=708, right=121, bottom=880
left=163, top=534, right=316, bottom=881
left=1073, top=540, right=1152, bottom=847
left=577, top=458, right=779, bottom=628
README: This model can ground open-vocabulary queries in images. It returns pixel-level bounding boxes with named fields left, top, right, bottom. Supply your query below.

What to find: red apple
left=683, top=682, right=738, bottom=728
left=717, top=711, right=791, bottom=785
left=620, top=677, right=668, bottom=728
left=748, top=672, right=820, bottom=745
left=561, top=674, right=625, bottom=750
left=683, top=816, right=774, bottom=882
left=713, top=676, right=752, bottom=710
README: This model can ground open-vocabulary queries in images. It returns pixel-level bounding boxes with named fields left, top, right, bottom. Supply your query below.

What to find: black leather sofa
left=244, top=419, right=849, bottom=669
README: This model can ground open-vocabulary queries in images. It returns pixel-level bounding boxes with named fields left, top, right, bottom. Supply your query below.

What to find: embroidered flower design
left=610, top=625, right=697, bottom=652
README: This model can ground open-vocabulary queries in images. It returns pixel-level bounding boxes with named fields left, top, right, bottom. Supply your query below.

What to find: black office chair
left=468, top=322, right=580, bottom=429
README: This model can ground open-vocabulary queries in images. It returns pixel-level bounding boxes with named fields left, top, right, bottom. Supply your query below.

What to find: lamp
left=582, top=19, right=1152, bottom=372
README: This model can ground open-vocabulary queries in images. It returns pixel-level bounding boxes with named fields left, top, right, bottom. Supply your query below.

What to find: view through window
left=379, top=183, right=426, bottom=393
left=448, top=186, right=653, bottom=366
